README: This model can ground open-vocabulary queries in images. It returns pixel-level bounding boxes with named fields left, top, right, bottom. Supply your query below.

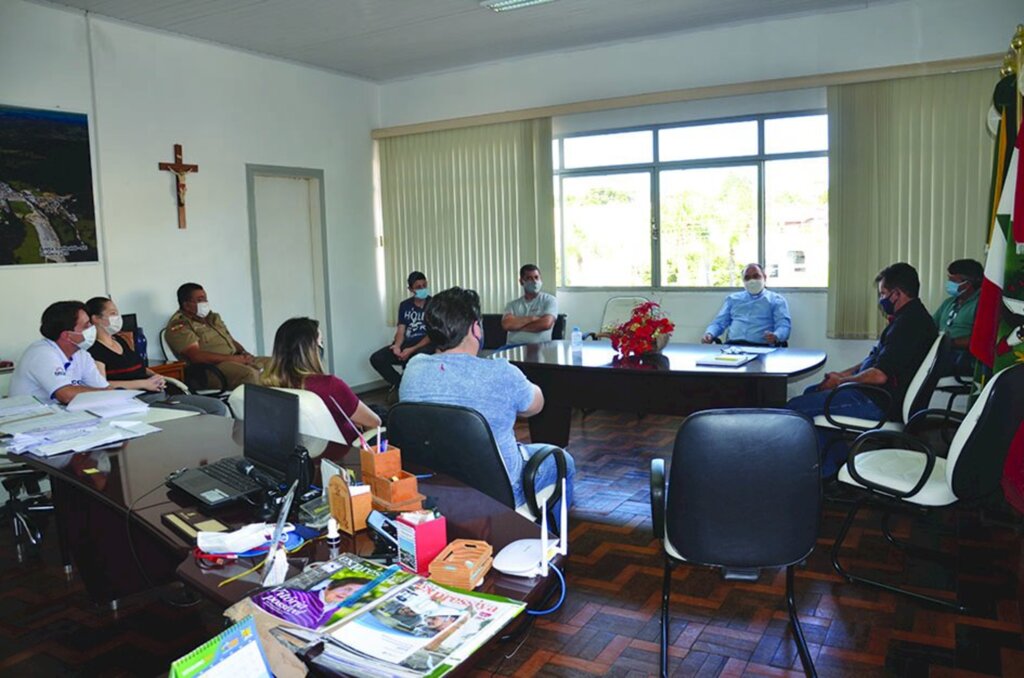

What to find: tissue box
left=396, top=512, right=447, bottom=575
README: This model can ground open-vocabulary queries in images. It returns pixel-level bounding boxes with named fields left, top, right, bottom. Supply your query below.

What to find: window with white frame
left=553, top=112, right=828, bottom=288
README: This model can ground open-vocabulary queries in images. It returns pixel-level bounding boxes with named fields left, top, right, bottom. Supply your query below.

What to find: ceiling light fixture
left=480, top=0, right=558, bottom=12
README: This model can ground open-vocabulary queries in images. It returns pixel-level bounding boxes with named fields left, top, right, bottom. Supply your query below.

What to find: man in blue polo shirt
left=369, top=271, right=435, bottom=388
left=11, top=300, right=109, bottom=404
left=702, top=263, right=792, bottom=346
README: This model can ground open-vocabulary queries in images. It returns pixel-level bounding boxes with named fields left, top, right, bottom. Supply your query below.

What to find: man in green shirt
left=932, top=259, right=983, bottom=377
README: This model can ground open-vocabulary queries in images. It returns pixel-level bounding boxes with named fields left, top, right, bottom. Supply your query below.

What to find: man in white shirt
left=501, top=264, right=558, bottom=345
left=10, top=300, right=109, bottom=404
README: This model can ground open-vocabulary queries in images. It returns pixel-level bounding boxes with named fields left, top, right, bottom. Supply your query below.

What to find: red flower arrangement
left=607, top=301, right=675, bottom=358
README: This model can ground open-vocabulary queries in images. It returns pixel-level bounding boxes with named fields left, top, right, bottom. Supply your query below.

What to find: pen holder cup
left=360, top=446, right=402, bottom=479
left=368, top=471, right=419, bottom=504
left=327, top=475, right=372, bottom=535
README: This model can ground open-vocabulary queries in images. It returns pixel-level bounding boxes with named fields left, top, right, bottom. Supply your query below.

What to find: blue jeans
left=517, top=443, right=576, bottom=530
left=786, top=384, right=886, bottom=477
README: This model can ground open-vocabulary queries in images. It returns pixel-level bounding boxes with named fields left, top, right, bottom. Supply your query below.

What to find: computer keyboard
left=201, top=458, right=263, bottom=493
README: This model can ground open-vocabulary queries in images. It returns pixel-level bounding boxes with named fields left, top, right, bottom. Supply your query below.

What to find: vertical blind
left=378, top=119, right=554, bottom=316
left=827, top=69, right=998, bottom=339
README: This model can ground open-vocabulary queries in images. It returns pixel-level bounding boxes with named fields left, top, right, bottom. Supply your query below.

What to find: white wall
left=378, top=0, right=1018, bottom=125
left=0, top=1, right=385, bottom=388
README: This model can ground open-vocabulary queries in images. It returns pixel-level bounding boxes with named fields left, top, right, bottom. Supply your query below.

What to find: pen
left=328, top=396, right=369, bottom=450
left=333, top=564, right=401, bottom=609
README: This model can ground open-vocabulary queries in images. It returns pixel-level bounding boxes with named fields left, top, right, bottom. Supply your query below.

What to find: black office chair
left=830, top=363, right=1024, bottom=612
left=711, top=336, right=789, bottom=348
left=551, top=313, right=567, bottom=341
left=479, top=314, right=509, bottom=351
left=387, top=402, right=567, bottom=522
left=0, top=457, right=53, bottom=558
left=651, top=409, right=820, bottom=678
left=158, top=328, right=230, bottom=399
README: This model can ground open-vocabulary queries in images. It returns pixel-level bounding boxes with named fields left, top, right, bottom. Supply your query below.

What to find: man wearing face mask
left=369, top=271, right=435, bottom=388
left=10, top=300, right=110, bottom=404
left=701, top=263, right=791, bottom=346
left=502, top=264, right=558, bottom=345
left=786, top=262, right=937, bottom=477
left=931, top=259, right=983, bottom=377
left=164, top=282, right=269, bottom=390
left=400, top=287, right=575, bottom=527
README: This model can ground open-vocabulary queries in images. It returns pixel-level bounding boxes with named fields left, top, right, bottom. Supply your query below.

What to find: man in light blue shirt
left=701, top=263, right=792, bottom=346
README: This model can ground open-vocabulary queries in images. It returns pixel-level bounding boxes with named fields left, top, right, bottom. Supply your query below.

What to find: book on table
left=249, top=553, right=526, bottom=677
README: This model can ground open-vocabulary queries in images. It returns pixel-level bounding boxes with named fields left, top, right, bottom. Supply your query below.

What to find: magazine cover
left=250, top=553, right=413, bottom=629
left=324, top=578, right=526, bottom=676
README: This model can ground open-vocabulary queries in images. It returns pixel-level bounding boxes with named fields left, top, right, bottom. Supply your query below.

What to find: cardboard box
left=396, top=513, right=447, bottom=575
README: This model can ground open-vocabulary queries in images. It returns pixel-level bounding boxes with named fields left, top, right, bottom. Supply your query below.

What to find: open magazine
left=265, top=556, right=526, bottom=678
left=250, top=553, right=415, bottom=629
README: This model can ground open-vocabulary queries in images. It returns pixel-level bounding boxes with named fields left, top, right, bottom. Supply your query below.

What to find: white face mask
left=744, top=278, right=765, bottom=295
left=195, top=302, right=211, bottom=318
left=106, top=314, right=123, bottom=335
left=74, top=325, right=97, bottom=351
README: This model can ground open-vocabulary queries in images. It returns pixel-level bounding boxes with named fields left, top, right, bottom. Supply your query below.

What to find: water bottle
left=134, top=326, right=149, bottom=367
left=570, top=326, right=583, bottom=351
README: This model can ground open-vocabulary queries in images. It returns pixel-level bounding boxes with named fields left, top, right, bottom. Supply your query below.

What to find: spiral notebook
left=169, top=616, right=271, bottom=678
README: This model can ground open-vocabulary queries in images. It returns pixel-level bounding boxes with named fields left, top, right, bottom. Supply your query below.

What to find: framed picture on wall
left=0, top=104, right=98, bottom=266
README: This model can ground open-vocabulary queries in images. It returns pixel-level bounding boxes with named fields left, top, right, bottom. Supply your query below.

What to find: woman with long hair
left=263, top=317, right=380, bottom=444
left=85, top=297, right=227, bottom=415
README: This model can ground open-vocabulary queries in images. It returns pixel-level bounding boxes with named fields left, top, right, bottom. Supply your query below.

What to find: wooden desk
left=500, top=339, right=827, bottom=446
left=16, top=417, right=558, bottom=611
left=149, top=360, right=187, bottom=382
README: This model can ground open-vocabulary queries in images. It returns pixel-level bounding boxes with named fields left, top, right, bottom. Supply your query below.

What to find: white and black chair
left=650, top=409, right=820, bottom=678
left=583, top=296, right=649, bottom=339
left=830, top=363, right=1024, bottom=611
left=159, top=328, right=231, bottom=400
left=815, top=332, right=951, bottom=437
left=387, top=402, right=567, bottom=524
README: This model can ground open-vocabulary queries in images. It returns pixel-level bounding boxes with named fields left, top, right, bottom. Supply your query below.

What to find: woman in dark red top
left=86, top=297, right=227, bottom=416
left=262, top=317, right=380, bottom=444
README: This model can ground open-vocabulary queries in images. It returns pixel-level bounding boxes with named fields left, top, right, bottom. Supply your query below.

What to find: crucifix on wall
left=158, top=144, right=199, bottom=229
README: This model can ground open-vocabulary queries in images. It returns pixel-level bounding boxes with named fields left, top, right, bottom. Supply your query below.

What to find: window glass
left=659, top=121, right=757, bottom=162
left=764, top=157, right=828, bottom=287
left=659, top=166, right=758, bottom=287
left=561, top=173, right=651, bottom=286
left=562, top=131, right=652, bottom=169
left=764, top=114, right=828, bottom=154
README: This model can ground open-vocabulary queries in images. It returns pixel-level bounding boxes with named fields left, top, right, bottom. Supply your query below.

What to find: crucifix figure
left=158, top=144, right=199, bottom=229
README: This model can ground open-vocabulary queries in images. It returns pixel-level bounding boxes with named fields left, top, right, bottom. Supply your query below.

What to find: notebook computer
left=168, top=385, right=299, bottom=508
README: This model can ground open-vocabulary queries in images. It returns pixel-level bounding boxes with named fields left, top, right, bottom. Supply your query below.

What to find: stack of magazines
left=248, top=554, right=526, bottom=677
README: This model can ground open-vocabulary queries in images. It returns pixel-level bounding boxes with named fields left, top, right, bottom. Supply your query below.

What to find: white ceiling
left=40, top=0, right=891, bottom=82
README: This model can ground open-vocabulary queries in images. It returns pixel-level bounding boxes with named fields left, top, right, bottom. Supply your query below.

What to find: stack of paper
left=67, top=390, right=147, bottom=418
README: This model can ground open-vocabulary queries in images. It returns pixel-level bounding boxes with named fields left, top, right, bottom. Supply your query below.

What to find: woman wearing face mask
left=262, top=317, right=381, bottom=445
left=85, top=297, right=228, bottom=416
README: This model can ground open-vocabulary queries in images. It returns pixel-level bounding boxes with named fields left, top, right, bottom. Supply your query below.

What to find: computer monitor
left=243, top=385, right=299, bottom=477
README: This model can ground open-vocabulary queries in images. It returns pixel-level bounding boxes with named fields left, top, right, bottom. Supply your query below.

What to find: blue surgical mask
left=945, top=280, right=964, bottom=297
left=878, top=293, right=896, bottom=316
left=524, top=281, right=542, bottom=294
left=414, top=288, right=430, bottom=300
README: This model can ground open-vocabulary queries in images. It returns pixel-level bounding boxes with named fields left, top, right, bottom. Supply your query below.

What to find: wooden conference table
left=499, top=339, right=827, bottom=447
left=16, top=415, right=559, bottom=614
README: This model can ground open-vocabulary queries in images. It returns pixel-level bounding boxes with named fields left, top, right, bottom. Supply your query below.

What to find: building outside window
left=554, top=112, right=828, bottom=289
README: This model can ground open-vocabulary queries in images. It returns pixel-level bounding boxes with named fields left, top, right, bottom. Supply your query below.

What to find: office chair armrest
left=650, top=458, right=665, bottom=540
left=522, top=446, right=568, bottom=519
left=822, top=382, right=892, bottom=432
left=846, top=430, right=937, bottom=499
left=163, top=376, right=191, bottom=394
left=905, top=407, right=965, bottom=444
left=582, top=332, right=597, bottom=340
left=185, top=363, right=229, bottom=395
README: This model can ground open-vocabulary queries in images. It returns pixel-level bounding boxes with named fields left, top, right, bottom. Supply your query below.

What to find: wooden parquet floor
left=1, top=406, right=1022, bottom=677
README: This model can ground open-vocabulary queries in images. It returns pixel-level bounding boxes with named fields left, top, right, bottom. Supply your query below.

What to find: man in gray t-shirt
left=400, top=287, right=575, bottom=521
left=502, top=264, right=558, bottom=345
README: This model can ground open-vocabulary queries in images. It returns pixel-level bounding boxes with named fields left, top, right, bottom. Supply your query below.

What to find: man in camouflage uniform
left=164, top=282, right=269, bottom=389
